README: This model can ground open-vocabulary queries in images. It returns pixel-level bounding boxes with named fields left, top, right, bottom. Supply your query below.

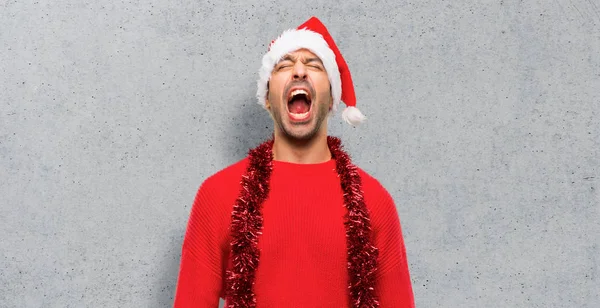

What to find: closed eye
left=277, top=62, right=293, bottom=70
left=305, top=58, right=324, bottom=70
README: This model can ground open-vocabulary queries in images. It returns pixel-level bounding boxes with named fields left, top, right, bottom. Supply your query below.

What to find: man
left=174, top=17, right=414, bottom=307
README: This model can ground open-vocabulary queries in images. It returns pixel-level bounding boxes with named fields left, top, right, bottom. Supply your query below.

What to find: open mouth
left=287, top=88, right=312, bottom=121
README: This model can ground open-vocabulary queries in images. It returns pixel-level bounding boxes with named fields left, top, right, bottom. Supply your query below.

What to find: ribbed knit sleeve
left=363, top=175, right=415, bottom=308
left=173, top=176, right=233, bottom=308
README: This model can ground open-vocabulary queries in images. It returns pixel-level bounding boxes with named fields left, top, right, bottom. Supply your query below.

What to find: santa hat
left=256, top=16, right=366, bottom=126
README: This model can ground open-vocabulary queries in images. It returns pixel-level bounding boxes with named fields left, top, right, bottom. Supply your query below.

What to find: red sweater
left=174, top=158, right=414, bottom=307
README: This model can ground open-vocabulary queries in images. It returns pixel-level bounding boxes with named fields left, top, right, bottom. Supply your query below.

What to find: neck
left=272, top=130, right=331, bottom=164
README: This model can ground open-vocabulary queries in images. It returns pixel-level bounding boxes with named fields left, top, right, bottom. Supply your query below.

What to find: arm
left=173, top=181, right=229, bottom=308
left=371, top=185, right=415, bottom=307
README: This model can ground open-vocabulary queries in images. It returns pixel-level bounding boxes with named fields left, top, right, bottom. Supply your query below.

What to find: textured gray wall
left=1, top=0, right=598, bottom=307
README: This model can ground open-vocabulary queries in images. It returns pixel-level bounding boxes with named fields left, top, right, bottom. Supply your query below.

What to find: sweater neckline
left=271, top=159, right=337, bottom=176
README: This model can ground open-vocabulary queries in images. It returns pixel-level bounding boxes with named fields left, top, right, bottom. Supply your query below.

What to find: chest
left=258, top=184, right=348, bottom=261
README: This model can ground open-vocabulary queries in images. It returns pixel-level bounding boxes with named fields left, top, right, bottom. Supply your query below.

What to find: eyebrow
left=280, top=55, right=295, bottom=62
left=279, top=55, right=323, bottom=65
left=304, top=57, right=323, bottom=65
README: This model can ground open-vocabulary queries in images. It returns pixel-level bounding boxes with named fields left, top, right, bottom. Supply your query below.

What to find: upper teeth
left=290, top=89, right=308, bottom=98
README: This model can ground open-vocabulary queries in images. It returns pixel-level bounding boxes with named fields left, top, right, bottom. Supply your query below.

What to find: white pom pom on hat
left=256, top=16, right=366, bottom=126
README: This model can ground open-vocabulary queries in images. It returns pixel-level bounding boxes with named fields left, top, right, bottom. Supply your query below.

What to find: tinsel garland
left=225, top=136, right=379, bottom=307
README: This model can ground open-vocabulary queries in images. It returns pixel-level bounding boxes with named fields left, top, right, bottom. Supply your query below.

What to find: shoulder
left=183, top=159, right=250, bottom=257
left=200, top=157, right=249, bottom=192
left=355, top=165, right=399, bottom=217
left=356, top=166, right=392, bottom=199
left=188, top=157, right=248, bottom=224
left=191, top=157, right=248, bottom=211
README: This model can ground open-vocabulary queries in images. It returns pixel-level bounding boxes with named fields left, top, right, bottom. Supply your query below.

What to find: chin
left=281, top=120, right=323, bottom=141
left=283, top=127, right=316, bottom=140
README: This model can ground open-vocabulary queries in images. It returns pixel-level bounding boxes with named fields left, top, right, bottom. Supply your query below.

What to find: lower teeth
left=291, top=112, right=309, bottom=117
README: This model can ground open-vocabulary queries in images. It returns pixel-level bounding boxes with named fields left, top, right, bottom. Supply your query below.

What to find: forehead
left=279, top=48, right=321, bottom=62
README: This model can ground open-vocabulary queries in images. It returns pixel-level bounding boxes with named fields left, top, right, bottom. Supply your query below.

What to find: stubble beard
left=272, top=99, right=330, bottom=142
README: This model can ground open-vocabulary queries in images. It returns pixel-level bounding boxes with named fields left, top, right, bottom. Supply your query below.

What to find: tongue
left=289, top=98, right=310, bottom=114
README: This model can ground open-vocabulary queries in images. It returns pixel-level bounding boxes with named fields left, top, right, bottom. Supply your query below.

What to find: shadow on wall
left=220, top=87, right=273, bottom=163
left=153, top=88, right=270, bottom=308
left=214, top=89, right=270, bottom=307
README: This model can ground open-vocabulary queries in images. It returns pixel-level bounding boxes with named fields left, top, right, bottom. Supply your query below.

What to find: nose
left=292, top=62, right=307, bottom=80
